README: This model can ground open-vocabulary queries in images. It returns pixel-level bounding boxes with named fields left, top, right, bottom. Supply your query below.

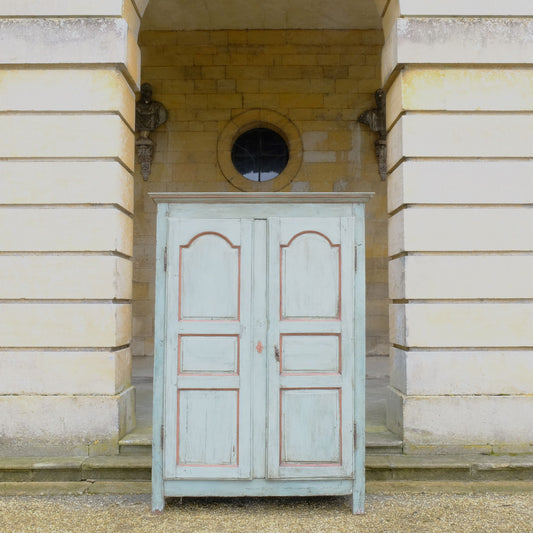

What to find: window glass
left=231, top=128, right=289, bottom=182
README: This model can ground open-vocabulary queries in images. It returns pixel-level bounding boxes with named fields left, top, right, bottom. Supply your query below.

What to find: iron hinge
left=163, top=247, right=168, bottom=272
left=354, top=246, right=358, bottom=271
left=160, top=424, right=165, bottom=444
left=354, top=423, right=357, bottom=447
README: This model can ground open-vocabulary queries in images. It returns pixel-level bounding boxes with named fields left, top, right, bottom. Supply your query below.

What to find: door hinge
left=163, top=247, right=168, bottom=272
left=353, top=423, right=357, bottom=447
left=354, top=246, right=358, bottom=271
left=160, top=424, right=165, bottom=444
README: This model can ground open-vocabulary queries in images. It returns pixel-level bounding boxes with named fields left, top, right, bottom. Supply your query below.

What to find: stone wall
left=132, top=29, right=389, bottom=363
left=384, top=2, right=533, bottom=452
left=0, top=2, right=141, bottom=456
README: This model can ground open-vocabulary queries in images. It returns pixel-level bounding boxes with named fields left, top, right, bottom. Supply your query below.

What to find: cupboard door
left=267, top=217, right=355, bottom=479
left=164, top=218, right=253, bottom=479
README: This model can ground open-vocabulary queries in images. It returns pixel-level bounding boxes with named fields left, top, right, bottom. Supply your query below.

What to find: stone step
left=0, top=456, right=152, bottom=483
left=2, top=454, right=533, bottom=485
left=366, top=454, right=533, bottom=482
left=118, top=428, right=403, bottom=456
left=365, top=428, right=403, bottom=455
left=119, top=430, right=152, bottom=456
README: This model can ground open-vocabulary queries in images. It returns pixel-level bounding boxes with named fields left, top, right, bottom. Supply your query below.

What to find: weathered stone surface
left=0, top=115, right=135, bottom=170
left=0, top=349, right=131, bottom=395
left=82, top=456, right=151, bottom=481
left=141, top=0, right=381, bottom=30
left=397, top=390, right=533, bottom=446
left=388, top=114, right=533, bottom=168
left=0, top=208, right=133, bottom=255
left=383, top=18, right=533, bottom=82
left=388, top=388, right=533, bottom=450
left=390, top=303, right=533, bottom=348
left=390, top=348, right=533, bottom=395
left=387, top=68, right=533, bottom=128
left=0, top=161, right=133, bottom=212
left=393, top=0, right=533, bottom=17
left=0, top=256, right=132, bottom=300
left=389, top=255, right=533, bottom=300
left=389, top=208, right=533, bottom=255
left=0, top=303, right=131, bottom=348
left=0, top=69, right=136, bottom=129
left=0, top=387, right=135, bottom=457
left=387, top=160, right=533, bottom=212
left=0, top=18, right=140, bottom=87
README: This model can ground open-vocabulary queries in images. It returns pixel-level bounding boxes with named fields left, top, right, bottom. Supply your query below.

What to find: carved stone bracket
left=136, top=132, right=154, bottom=181
left=135, top=82, right=168, bottom=181
left=358, top=89, right=387, bottom=181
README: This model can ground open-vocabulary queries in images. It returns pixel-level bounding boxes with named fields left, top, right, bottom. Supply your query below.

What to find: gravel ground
left=1, top=492, right=532, bottom=533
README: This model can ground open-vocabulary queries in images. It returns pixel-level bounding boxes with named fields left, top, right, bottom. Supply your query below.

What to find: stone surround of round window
left=218, top=109, right=302, bottom=191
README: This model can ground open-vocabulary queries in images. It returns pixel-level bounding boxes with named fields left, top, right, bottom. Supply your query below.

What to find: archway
left=129, top=0, right=396, bottom=452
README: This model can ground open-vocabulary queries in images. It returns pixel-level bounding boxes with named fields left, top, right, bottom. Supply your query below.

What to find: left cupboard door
left=163, top=218, right=253, bottom=480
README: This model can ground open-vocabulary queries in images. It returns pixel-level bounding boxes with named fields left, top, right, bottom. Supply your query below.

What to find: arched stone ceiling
left=141, top=0, right=381, bottom=31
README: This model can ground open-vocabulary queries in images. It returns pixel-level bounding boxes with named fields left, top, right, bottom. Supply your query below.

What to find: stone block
left=388, top=455, right=472, bottom=481
left=387, top=68, right=533, bottom=128
left=303, top=151, right=336, bottom=163
left=386, top=385, right=404, bottom=437
left=0, top=115, right=134, bottom=171
left=0, top=349, right=131, bottom=395
left=471, top=455, right=533, bottom=481
left=389, top=255, right=533, bottom=300
left=389, top=207, right=533, bottom=255
left=0, top=208, right=133, bottom=255
left=388, top=114, right=533, bottom=168
left=0, top=387, right=135, bottom=456
left=394, top=390, right=533, bottom=447
left=279, top=94, right=324, bottom=108
left=0, top=0, right=135, bottom=18
left=0, top=303, right=131, bottom=348
left=0, top=18, right=140, bottom=87
left=391, top=348, right=533, bottom=395
left=0, top=69, right=136, bottom=129
left=390, top=303, right=533, bottom=348
left=394, top=0, right=533, bottom=16
left=81, top=456, right=151, bottom=481
left=383, top=18, right=533, bottom=82
left=387, top=160, right=533, bottom=212
left=0, top=161, right=133, bottom=212
left=0, top=256, right=132, bottom=300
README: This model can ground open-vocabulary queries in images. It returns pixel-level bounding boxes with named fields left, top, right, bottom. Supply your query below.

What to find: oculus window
left=231, top=128, right=289, bottom=182
left=218, top=109, right=303, bottom=191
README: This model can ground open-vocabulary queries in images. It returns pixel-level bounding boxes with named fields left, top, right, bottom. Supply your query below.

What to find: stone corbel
left=358, top=89, right=387, bottom=181
left=135, top=83, right=168, bottom=181
left=135, top=132, right=154, bottom=181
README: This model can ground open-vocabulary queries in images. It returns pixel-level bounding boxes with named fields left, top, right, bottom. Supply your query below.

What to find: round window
left=231, top=127, right=289, bottom=182
left=218, top=109, right=303, bottom=191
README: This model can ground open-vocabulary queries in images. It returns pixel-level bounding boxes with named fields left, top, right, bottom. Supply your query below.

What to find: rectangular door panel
left=280, top=388, right=341, bottom=465
left=281, top=334, right=340, bottom=374
left=179, top=335, right=239, bottom=375
left=178, top=389, right=239, bottom=467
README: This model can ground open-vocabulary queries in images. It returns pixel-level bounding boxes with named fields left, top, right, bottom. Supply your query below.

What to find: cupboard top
left=150, top=192, right=374, bottom=205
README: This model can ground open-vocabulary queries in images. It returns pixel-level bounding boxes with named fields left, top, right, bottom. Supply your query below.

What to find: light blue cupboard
left=151, top=193, right=373, bottom=514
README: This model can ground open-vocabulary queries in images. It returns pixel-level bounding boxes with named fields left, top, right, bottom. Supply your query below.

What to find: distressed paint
left=151, top=192, right=371, bottom=513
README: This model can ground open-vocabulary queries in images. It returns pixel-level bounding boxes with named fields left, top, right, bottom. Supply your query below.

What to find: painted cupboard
left=150, top=193, right=372, bottom=514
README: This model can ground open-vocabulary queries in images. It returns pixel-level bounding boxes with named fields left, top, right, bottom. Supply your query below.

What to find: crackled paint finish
left=152, top=193, right=370, bottom=513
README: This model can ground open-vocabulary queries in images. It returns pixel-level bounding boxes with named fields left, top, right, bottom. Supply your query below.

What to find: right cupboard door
left=266, top=216, right=355, bottom=479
